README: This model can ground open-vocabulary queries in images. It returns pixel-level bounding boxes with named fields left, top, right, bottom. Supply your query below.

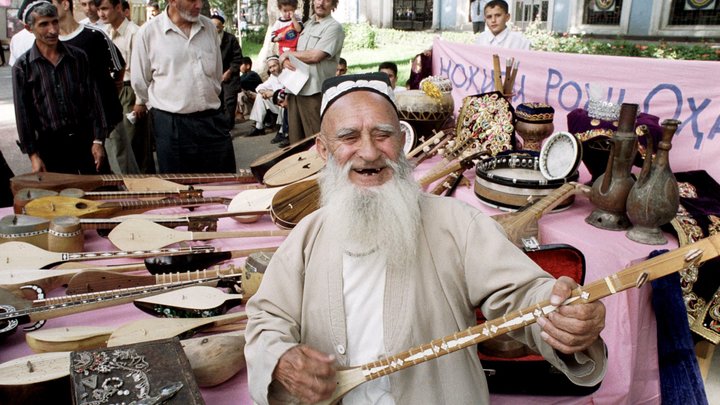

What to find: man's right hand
left=273, top=345, right=337, bottom=403
left=29, top=153, right=46, bottom=173
left=133, top=104, right=147, bottom=119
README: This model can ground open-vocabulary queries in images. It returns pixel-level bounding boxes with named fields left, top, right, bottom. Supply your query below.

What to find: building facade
left=333, top=0, right=720, bottom=39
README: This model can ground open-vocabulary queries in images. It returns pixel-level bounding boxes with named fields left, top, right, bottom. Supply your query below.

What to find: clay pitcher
left=625, top=119, right=680, bottom=245
left=585, top=103, right=638, bottom=230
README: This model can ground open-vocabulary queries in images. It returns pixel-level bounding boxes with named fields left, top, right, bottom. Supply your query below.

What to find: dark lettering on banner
left=708, top=115, right=720, bottom=142
left=546, top=68, right=624, bottom=112
left=680, top=97, right=711, bottom=149
left=644, top=84, right=683, bottom=121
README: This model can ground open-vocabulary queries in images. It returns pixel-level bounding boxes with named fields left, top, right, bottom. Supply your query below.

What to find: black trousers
left=151, top=108, right=236, bottom=174
left=37, top=127, right=99, bottom=174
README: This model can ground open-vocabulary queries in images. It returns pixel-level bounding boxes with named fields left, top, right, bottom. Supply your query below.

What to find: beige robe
left=245, top=194, right=607, bottom=404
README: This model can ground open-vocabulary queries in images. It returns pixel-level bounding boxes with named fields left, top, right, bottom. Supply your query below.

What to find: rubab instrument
left=0, top=264, right=247, bottom=338
left=107, top=218, right=290, bottom=251
left=317, top=234, right=720, bottom=405
left=10, top=171, right=255, bottom=195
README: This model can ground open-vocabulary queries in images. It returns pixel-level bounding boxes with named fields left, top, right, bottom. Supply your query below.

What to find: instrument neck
left=99, top=197, right=227, bottom=211
left=58, top=245, right=215, bottom=262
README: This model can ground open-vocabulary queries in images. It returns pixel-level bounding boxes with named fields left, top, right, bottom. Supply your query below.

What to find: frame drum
left=474, top=154, right=579, bottom=211
left=395, top=90, right=453, bottom=138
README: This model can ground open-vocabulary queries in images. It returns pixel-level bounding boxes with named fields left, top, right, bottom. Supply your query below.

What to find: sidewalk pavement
left=0, top=64, right=280, bottom=177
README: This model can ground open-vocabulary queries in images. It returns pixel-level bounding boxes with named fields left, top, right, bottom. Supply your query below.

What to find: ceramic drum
left=474, top=132, right=582, bottom=210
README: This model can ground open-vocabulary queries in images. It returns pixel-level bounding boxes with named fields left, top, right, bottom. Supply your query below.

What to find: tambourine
left=399, top=120, right=417, bottom=156
left=474, top=153, right=579, bottom=211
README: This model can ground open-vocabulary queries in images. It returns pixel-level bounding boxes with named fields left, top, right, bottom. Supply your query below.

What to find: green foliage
left=342, top=23, right=378, bottom=50
left=524, top=19, right=719, bottom=61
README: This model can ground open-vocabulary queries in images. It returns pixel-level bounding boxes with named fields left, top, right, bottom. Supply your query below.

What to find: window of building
left=393, top=0, right=433, bottom=30
left=513, top=0, right=550, bottom=30
left=583, top=0, right=623, bottom=25
left=668, top=0, right=720, bottom=25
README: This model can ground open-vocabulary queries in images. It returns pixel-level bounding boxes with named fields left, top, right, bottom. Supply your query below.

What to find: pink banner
left=432, top=38, right=720, bottom=180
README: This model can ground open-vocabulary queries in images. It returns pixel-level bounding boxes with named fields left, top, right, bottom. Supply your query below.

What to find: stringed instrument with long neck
left=23, top=195, right=231, bottom=219
left=0, top=264, right=247, bottom=339
left=318, top=234, right=720, bottom=404
left=65, top=249, right=276, bottom=293
left=493, top=182, right=592, bottom=247
left=10, top=171, right=255, bottom=195
left=0, top=241, right=215, bottom=269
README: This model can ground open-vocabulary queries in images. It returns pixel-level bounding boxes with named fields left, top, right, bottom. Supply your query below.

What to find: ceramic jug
left=586, top=103, right=638, bottom=230
left=625, top=119, right=681, bottom=244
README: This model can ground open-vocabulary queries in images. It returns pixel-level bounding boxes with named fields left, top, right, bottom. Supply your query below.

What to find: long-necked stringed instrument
left=64, top=254, right=274, bottom=293
left=10, top=171, right=255, bottom=195
left=0, top=242, right=214, bottom=269
left=23, top=195, right=231, bottom=219
left=317, top=234, right=720, bottom=404
left=250, top=134, right=319, bottom=183
left=0, top=265, right=247, bottom=338
left=493, top=182, right=591, bottom=247
left=107, top=219, right=290, bottom=251
left=263, top=150, right=324, bottom=187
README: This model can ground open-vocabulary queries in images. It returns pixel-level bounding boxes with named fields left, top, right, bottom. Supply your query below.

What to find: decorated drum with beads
left=515, top=102, right=554, bottom=152
left=474, top=153, right=579, bottom=211
left=395, top=79, right=454, bottom=139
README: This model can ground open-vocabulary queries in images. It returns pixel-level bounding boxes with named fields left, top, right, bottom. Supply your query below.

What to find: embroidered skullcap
left=18, top=0, right=51, bottom=24
left=515, top=102, right=555, bottom=124
left=266, top=54, right=280, bottom=62
left=210, top=14, right=225, bottom=24
left=273, top=88, right=287, bottom=105
left=320, top=72, right=397, bottom=118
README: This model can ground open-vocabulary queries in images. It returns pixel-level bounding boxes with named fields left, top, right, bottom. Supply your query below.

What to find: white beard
left=319, top=155, right=422, bottom=269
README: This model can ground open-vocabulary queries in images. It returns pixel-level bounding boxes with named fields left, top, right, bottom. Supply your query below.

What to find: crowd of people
left=9, top=0, right=529, bottom=175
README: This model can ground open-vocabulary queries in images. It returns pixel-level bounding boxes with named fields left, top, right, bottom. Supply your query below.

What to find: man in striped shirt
left=12, top=1, right=106, bottom=174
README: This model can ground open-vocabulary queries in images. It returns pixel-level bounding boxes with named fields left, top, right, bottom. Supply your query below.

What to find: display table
left=0, top=159, right=674, bottom=404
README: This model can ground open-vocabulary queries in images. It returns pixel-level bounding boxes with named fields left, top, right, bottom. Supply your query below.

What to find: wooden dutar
left=318, top=234, right=720, bottom=404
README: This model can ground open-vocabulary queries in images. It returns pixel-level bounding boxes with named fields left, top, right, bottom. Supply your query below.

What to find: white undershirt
left=342, top=247, right=395, bottom=405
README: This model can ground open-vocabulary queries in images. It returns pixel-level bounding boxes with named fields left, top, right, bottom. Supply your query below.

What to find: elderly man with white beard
left=244, top=72, right=608, bottom=405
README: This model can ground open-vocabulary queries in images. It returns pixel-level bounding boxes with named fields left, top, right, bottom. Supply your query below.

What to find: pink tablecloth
left=0, top=161, right=672, bottom=404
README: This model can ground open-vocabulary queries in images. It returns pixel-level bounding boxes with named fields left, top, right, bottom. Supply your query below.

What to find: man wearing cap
left=211, top=13, right=243, bottom=128
left=131, top=0, right=236, bottom=173
left=244, top=72, right=607, bottom=404
left=12, top=1, right=106, bottom=174
left=279, top=0, right=344, bottom=144
left=247, top=55, right=284, bottom=137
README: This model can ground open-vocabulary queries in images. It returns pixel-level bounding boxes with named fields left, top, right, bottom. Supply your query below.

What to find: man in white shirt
left=474, top=0, right=531, bottom=50
left=378, top=61, right=405, bottom=93
left=8, top=28, right=35, bottom=66
left=248, top=55, right=285, bottom=136
left=131, top=0, right=236, bottom=174
left=79, top=0, right=106, bottom=28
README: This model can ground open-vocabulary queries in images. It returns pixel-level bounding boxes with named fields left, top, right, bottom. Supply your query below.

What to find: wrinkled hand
left=273, top=345, right=336, bottom=403
left=536, top=276, right=606, bottom=355
left=91, top=143, right=105, bottom=172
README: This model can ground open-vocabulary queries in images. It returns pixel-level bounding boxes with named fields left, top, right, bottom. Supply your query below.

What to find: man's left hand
left=222, top=70, right=233, bottom=83
left=91, top=143, right=105, bottom=172
left=536, top=276, right=605, bottom=355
